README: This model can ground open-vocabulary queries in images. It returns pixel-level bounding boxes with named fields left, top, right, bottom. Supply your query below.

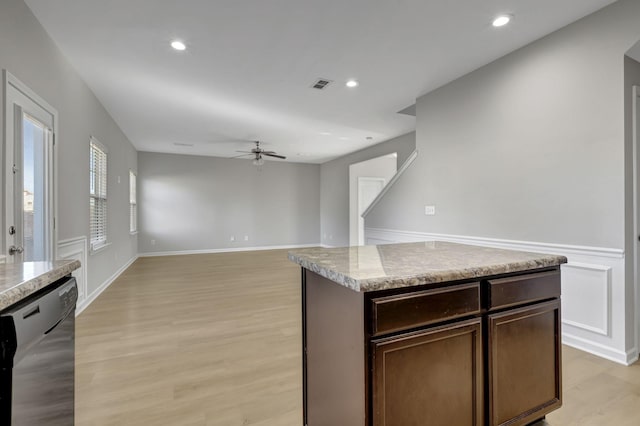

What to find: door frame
left=3, top=70, right=58, bottom=261
left=357, top=177, right=386, bottom=246
left=634, top=85, right=640, bottom=354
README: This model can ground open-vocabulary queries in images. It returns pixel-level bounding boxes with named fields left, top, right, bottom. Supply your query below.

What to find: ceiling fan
left=232, top=141, right=286, bottom=166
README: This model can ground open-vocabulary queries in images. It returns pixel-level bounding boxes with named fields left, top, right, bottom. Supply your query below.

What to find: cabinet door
left=488, top=299, right=561, bottom=426
left=372, top=318, right=483, bottom=426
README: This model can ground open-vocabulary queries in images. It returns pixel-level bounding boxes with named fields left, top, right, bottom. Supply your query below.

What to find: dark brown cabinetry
left=302, top=267, right=562, bottom=426
left=487, top=300, right=562, bottom=426
left=372, top=318, right=483, bottom=426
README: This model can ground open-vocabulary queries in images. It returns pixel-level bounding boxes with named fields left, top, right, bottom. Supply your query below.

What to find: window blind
left=90, top=138, right=108, bottom=250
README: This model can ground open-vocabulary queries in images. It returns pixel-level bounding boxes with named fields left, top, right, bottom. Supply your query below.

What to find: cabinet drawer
left=371, top=283, right=481, bottom=336
left=487, top=270, right=560, bottom=311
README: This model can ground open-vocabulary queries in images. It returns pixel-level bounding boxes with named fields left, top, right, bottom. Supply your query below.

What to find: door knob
left=8, top=245, right=24, bottom=255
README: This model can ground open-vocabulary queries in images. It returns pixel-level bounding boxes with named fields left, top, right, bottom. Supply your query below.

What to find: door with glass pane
left=4, top=74, right=56, bottom=263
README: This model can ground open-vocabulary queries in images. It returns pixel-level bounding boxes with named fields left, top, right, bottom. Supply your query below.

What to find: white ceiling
left=24, top=0, right=617, bottom=163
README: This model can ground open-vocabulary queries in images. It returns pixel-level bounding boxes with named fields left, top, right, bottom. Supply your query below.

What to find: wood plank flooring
left=76, top=249, right=640, bottom=425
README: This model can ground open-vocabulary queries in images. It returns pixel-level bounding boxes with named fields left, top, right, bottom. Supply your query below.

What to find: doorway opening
left=349, top=153, right=397, bottom=246
left=3, top=71, right=57, bottom=263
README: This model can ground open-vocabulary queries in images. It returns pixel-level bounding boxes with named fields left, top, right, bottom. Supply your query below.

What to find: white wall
left=138, top=152, right=320, bottom=254
left=320, top=132, right=415, bottom=247
left=0, top=0, right=138, bottom=301
left=366, top=0, right=640, bottom=364
left=349, top=155, right=397, bottom=245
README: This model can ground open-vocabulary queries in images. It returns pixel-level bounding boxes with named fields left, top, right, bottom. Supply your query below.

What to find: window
left=129, top=170, right=137, bottom=233
left=89, top=137, right=108, bottom=251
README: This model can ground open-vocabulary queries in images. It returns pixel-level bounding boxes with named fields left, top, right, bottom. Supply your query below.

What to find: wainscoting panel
left=561, top=263, right=611, bottom=336
left=365, top=228, right=634, bottom=365
left=57, top=236, right=88, bottom=311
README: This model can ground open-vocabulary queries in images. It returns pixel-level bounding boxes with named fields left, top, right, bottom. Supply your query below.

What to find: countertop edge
left=0, top=260, right=81, bottom=311
left=288, top=247, right=567, bottom=293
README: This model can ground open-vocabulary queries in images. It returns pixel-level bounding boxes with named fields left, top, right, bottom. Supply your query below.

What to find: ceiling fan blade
left=263, top=153, right=286, bottom=159
left=235, top=150, right=252, bottom=153
left=230, top=154, right=253, bottom=159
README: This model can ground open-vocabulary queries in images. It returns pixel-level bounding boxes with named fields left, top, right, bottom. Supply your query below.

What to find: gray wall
left=368, top=0, right=640, bottom=249
left=320, top=132, right=415, bottom=247
left=0, top=0, right=138, bottom=294
left=138, top=152, right=320, bottom=253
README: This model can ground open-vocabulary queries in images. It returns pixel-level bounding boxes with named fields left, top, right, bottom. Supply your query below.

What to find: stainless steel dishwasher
left=0, top=276, right=77, bottom=425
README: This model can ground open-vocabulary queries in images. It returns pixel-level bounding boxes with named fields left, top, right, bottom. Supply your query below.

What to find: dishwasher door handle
left=22, top=305, right=40, bottom=319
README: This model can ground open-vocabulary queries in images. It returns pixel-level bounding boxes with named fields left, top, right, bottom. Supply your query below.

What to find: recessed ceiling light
left=171, top=40, right=187, bottom=51
left=346, top=80, right=359, bottom=88
left=492, top=15, right=512, bottom=27
left=319, top=132, right=332, bottom=136
left=339, top=137, right=350, bottom=141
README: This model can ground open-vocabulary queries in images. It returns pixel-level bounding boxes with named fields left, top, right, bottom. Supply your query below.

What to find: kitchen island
left=289, top=241, right=567, bottom=426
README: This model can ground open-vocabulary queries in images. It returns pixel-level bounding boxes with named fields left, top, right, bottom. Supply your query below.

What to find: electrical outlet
left=117, top=176, right=121, bottom=184
left=244, top=235, right=249, bottom=241
left=230, top=236, right=235, bottom=242
left=425, top=205, right=436, bottom=215
left=150, top=239, right=156, bottom=246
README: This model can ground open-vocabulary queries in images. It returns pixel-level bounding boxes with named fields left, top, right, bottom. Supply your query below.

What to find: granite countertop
left=288, top=241, right=567, bottom=292
left=0, top=260, right=81, bottom=311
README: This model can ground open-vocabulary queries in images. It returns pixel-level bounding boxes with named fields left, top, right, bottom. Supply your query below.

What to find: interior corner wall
left=367, top=0, right=640, bottom=250
left=137, top=152, right=320, bottom=254
left=320, top=132, right=415, bottom=247
left=0, top=0, right=138, bottom=296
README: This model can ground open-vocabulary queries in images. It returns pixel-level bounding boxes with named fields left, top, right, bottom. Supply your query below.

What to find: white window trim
left=89, top=136, right=108, bottom=253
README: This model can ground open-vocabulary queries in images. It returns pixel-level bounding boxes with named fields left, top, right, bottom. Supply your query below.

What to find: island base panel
left=304, top=270, right=365, bottom=426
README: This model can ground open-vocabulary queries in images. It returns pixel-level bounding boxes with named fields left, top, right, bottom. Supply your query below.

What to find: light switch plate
left=425, top=205, right=436, bottom=215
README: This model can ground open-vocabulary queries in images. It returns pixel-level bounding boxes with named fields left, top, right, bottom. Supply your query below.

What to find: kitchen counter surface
left=288, top=241, right=567, bottom=292
left=0, top=260, right=81, bottom=310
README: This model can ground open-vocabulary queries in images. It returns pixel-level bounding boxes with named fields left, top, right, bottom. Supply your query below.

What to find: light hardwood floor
left=76, top=250, right=640, bottom=425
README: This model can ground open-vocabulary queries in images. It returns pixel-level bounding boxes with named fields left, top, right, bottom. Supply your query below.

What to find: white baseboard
left=562, top=334, right=638, bottom=366
left=365, top=227, right=636, bottom=365
left=138, top=243, right=321, bottom=258
left=75, top=255, right=138, bottom=316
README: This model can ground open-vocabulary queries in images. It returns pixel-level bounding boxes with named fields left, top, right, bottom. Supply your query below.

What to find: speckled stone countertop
left=288, top=241, right=567, bottom=292
left=0, top=260, right=81, bottom=311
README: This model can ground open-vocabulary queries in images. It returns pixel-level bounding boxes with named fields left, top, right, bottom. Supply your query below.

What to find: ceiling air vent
left=311, top=78, right=333, bottom=90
